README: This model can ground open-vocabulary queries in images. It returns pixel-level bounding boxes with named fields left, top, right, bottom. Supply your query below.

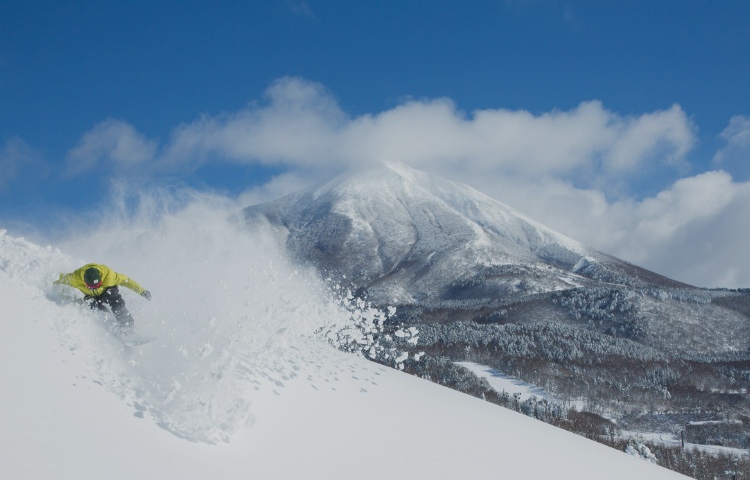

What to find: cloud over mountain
left=244, top=163, right=689, bottom=306
left=61, top=77, right=750, bottom=287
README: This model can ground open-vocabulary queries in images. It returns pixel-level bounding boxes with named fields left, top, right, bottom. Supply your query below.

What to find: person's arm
left=113, top=272, right=151, bottom=300
left=53, top=270, right=90, bottom=295
left=53, top=273, right=74, bottom=285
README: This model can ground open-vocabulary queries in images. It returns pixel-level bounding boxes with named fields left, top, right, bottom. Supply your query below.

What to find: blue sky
left=2, top=1, right=750, bottom=287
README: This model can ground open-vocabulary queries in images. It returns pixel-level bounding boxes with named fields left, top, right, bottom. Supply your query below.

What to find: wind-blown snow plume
left=7, top=193, right=398, bottom=443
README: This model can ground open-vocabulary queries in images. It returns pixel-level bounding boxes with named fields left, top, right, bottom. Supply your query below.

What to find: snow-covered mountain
left=244, top=162, right=686, bottom=305
left=0, top=221, right=689, bottom=479
left=241, top=163, right=750, bottom=432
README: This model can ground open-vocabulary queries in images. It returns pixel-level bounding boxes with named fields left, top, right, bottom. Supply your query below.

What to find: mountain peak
left=245, top=165, right=686, bottom=304
left=314, top=162, right=436, bottom=199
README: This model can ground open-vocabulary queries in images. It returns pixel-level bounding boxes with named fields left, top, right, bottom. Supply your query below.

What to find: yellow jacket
left=55, top=263, right=146, bottom=297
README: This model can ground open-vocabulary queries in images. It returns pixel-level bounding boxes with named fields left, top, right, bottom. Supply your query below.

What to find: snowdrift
left=0, top=203, right=688, bottom=479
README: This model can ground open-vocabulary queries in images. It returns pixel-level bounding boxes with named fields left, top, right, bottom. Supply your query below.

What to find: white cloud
left=64, top=77, right=749, bottom=287
left=714, top=115, right=750, bottom=165
left=632, top=171, right=734, bottom=241
left=236, top=169, right=332, bottom=207
left=454, top=169, right=750, bottom=288
left=604, top=104, right=694, bottom=172
left=161, top=78, right=346, bottom=169
left=626, top=173, right=750, bottom=288
left=71, top=82, right=695, bottom=193
left=156, top=78, right=695, bottom=191
left=66, top=119, right=158, bottom=177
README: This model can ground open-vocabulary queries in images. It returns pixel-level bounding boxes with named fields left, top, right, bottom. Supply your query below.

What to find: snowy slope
left=0, top=216, right=688, bottom=479
left=244, top=162, right=686, bottom=305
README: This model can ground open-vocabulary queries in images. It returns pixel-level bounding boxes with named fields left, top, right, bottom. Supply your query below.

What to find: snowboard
left=119, top=332, right=156, bottom=347
left=110, top=323, right=156, bottom=347
left=99, top=315, right=156, bottom=347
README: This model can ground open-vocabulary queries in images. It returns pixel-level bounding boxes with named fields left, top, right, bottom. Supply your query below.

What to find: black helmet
left=84, top=267, right=102, bottom=289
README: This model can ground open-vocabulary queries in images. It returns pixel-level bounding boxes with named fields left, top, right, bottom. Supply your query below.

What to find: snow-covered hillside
left=0, top=205, right=688, bottom=479
left=244, top=162, right=686, bottom=305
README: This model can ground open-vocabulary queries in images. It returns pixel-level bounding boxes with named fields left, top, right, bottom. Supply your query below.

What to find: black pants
left=85, top=286, right=134, bottom=328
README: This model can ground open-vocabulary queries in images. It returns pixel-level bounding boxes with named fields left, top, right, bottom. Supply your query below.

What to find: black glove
left=141, top=290, right=152, bottom=301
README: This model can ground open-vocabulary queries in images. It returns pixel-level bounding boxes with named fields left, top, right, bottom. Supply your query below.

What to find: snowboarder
left=54, top=263, right=151, bottom=330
